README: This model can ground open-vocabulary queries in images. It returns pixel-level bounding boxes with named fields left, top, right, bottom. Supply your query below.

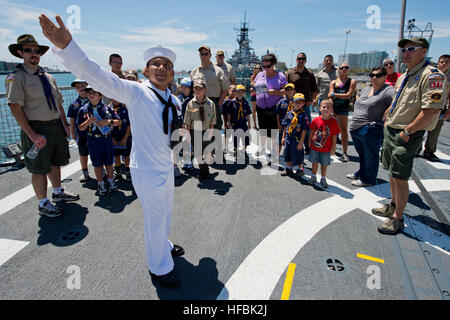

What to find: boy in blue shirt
left=77, top=86, right=122, bottom=195
left=109, top=99, right=132, bottom=181
left=228, top=84, right=252, bottom=158
left=276, top=83, right=296, bottom=155
left=67, top=79, right=90, bottom=182
left=223, top=85, right=236, bottom=155
left=281, top=93, right=309, bottom=177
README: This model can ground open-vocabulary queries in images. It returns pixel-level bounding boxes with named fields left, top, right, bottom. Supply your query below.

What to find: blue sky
left=0, top=0, right=449, bottom=71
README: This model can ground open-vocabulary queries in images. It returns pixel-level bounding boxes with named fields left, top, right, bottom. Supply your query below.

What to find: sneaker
left=114, top=167, right=122, bottom=180
left=346, top=173, right=358, bottom=180
left=295, top=168, right=304, bottom=177
left=52, top=189, right=80, bottom=202
left=377, top=217, right=404, bottom=235
left=109, top=180, right=118, bottom=192
left=371, top=203, right=395, bottom=217
left=320, top=177, right=328, bottom=188
left=281, top=168, right=294, bottom=176
left=351, top=180, right=372, bottom=187
left=339, top=154, right=349, bottom=162
left=79, top=170, right=89, bottom=182
left=308, top=176, right=317, bottom=185
left=38, top=200, right=63, bottom=218
left=98, top=183, right=108, bottom=196
left=174, top=166, right=181, bottom=178
left=183, top=163, right=194, bottom=171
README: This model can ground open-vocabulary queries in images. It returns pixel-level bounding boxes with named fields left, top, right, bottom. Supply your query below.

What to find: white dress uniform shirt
left=52, top=40, right=181, bottom=276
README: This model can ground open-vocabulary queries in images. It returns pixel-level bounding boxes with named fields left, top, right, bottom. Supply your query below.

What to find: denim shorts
left=309, top=149, right=331, bottom=166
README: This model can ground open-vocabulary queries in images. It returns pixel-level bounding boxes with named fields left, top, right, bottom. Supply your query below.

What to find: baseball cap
left=216, top=50, right=225, bottom=55
left=198, top=45, right=211, bottom=52
left=193, top=78, right=207, bottom=88
left=180, top=77, right=192, bottom=87
left=236, top=84, right=246, bottom=91
left=293, top=93, right=305, bottom=102
left=398, top=37, right=429, bottom=49
left=285, top=83, right=295, bottom=90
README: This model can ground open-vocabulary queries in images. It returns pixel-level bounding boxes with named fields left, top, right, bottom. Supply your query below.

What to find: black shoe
left=281, top=168, right=293, bottom=176
left=149, top=270, right=180, bottom=288
left=423, top=152, right=440, bottom=162
left=171, top=244, right=185, bottom=257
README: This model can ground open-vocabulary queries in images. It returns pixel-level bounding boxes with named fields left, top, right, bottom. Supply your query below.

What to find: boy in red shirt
left=308, top=99, right=340, bottom=188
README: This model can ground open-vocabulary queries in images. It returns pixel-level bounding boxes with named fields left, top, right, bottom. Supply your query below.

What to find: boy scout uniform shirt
left=5, top=63, right=63, bottom=121
left=109, top=103, right=131, bottom=140
left=385, top=59, right=447, bottom=131
left=184, top=96, right=216, bottom=131
left=276, top=97, right=293, bottom=126
left=215, top=61, right=236, bottom=84
left=316, top=66, right=338, bottom=101
left=190, top=63, right=230, bottom=98
left=77, top=102, right=119, bottom=137
left=67, top=95, right=89, bottom=136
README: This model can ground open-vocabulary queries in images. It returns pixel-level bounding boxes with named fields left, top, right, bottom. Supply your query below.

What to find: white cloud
left=120, top=26, right=209, bottom=46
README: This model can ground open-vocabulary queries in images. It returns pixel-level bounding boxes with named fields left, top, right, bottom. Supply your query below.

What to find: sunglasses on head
left=339, top=66, right=349, bottom=70
left=401, top=46, right=422, bottom=53
left=23, top=48, right=41, bottom=55
left=369, top=73, right=384, bottom=78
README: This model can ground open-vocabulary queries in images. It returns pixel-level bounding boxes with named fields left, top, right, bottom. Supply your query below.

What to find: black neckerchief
left=148, top=87, right=178, bottom=135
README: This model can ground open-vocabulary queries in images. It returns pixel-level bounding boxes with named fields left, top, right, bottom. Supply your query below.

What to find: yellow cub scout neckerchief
left=288, top=109, right=304, bottom=135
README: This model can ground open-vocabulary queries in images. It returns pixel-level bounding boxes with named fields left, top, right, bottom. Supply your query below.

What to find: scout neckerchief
left=288, top=109, right=305, bottom=135
left=234, top=98, right=245, bottom=121
left=287, top=99, right=293, bottom=112
left=389, top=60, right=430, bottom=114
left=110, top=103, right=123, bottom=131
left=90, top=102, right=104, bottom=132
left=17, top=64, right=57, bottom=111
left=148, top=87, right=178, bottom=135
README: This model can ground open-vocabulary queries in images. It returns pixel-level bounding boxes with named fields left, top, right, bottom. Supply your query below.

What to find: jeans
left=303, top=104, right=312, bottom=152
left=350, top=124, right=384, bottom=185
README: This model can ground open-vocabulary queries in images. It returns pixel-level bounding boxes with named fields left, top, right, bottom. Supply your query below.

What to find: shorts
left=284, top=140, right=304, bottom=166
left=113, top=136, right=132, bottom=157
left=256, top=105, right=278, bottom=137
left=76, top=134, right=89, bottom=157
left=21, top=119, right=70, bottom=175
left=309, top=149, right=331, bottom=166
left=191, top=130, right=213, bottom=158
left=232, top=126, right=250, bottom=148
left=87, top=135, right=114, bottom=167
left=334, top=107, right=350, bottom=116
left=382, top=126, right=424, bottom=181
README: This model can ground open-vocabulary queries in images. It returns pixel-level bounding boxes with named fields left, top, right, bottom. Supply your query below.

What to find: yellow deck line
left=357, top=253, right=385, bottom=264
left=281, top=263, right=296, bottom=300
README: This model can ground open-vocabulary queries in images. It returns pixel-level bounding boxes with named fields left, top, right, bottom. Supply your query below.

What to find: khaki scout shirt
left=316, top=66, right=338, bottom=100
left=215, top=61, right=236, bottom=84
left=190, top=63, right=230, bottom=98
left=386, top=59, right=447, bottom=131
left=184, top=96, right=216, bottom=131
left=5, top=64, right=63, bottom=121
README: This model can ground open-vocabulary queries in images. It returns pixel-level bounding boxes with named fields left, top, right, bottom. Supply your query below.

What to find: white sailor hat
left=143, top=46, right=176, bottom=66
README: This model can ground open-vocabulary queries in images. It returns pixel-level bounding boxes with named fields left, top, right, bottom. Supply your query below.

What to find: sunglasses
left=217, top=54, right=224, bottom=57
left=401, top=46, right=422, bottom=53
left=339, top=66, right=349, bottom=70
left=297, top=57, right=306, bottom=61
left=200, top=52, right=210, bottom=56
left=263, top=64, right=272, bottom=69
left=384, top=62, right=394, bottom=67
left=369, top=73, right=384, bottom=78
left=23, top=48, right=41, bottom=55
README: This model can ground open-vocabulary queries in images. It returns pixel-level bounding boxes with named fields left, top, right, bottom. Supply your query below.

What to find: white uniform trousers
left=130, top=167, right=175, bottom=276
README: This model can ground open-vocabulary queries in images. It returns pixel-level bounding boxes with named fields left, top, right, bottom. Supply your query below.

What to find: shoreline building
left=338, top=51, right=388, bottom=69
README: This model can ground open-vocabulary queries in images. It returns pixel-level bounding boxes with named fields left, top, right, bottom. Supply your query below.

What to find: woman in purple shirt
left=253, top=53, right=287, bottom=156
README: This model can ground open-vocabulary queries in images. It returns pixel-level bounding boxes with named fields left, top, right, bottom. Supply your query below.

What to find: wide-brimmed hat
left=8, top=34, right=49, bottom=58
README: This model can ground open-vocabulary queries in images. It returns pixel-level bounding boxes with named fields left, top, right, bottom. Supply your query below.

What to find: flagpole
left=343, top=30, right=351, bottom=62
left=397, top=0, right=407, bottom=73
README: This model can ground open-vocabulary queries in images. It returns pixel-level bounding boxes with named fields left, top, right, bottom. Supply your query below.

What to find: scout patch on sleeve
left=430, top=92, right=443, bottom=103
left=428, top=73, right=445, bottom=81
left=6, top=73, right=15, bottom=82
left=430, top=81, right=443, bottom=88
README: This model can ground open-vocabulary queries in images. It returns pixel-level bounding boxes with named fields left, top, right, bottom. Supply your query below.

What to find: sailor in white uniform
left=39, top=14, right=184, bottom=288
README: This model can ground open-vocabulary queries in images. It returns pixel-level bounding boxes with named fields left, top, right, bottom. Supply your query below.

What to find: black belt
left=29, top=119, right=60, bottom=125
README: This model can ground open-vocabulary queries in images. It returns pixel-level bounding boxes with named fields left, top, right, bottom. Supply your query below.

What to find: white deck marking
left=217, top=178, right=450, bottom=300
left=425, top=150, right=450, bottom=170
left=0, top=239, right=29, bottom=267
left=0, top=159, right=90, bottom=217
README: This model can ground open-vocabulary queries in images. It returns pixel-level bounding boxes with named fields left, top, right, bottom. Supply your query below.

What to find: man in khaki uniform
left=316, top=54, right=338, bottom=110
left=372, top=38, right=447, bottom=235
left=190, top=45, right=229, bottom=130
left=6, top=34, right=79, bottom=218
left=215, top=50, right=236, bottom=85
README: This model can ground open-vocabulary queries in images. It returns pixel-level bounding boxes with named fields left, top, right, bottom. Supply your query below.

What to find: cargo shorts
left=21, top=119, right=70, bottom=175
left=382, top=126, right=424, bottom=181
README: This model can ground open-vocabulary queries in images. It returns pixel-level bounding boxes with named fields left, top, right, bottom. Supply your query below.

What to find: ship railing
left=0, top=86, right=78, bottom=165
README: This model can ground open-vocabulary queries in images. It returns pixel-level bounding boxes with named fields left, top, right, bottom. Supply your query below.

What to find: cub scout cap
left=143, top=45, right=176, bottom=66
left=124, top=69, right=138, bottom=80
left=398, top=37, right=429, bottom=49
left=285, top=83, right=295, bottom=90
left=293, top=93, right=305, bottom=102
left=71, top=79, right=88, bottom=87
left=193, top=78, right=207, bottom=88
left=198, top=45, right=211, bottom=53
left=180, top=77, right=192, bottom=87
left=236, top=84, right=246, bottom=91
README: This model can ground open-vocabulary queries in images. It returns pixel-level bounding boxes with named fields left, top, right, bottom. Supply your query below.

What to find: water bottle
left=27, top=135, right=45, bottom=159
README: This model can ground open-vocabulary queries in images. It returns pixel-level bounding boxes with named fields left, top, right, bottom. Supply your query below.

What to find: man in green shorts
left=6, top=34, right=80, bottom=218
left=373, top=38, right=447, bottom=234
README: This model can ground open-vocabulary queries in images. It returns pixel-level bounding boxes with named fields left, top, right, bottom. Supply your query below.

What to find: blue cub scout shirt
left=77, top=102, right=120, bottom=138
left=276, top=97, right=292, bottom=126
left=282, top=110, right=309, bottom=142
left=228, top=98, right=252, bottom=129
left=109, top=103, right=131, bottom=140
left=67, top=96, right=89, bottom=136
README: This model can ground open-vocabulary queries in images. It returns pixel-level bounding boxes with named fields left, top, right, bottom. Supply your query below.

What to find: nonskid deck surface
left=0, top=117, right=449, bottom=300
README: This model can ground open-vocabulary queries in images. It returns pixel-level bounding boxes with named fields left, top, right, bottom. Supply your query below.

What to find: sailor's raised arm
left=39, top=14, right=139, bottom=105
